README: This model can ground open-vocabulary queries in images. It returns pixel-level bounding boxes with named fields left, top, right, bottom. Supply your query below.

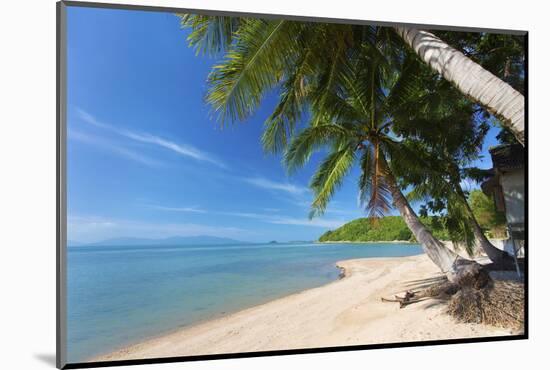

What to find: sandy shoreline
left=94, top=254, right=514, bottom=362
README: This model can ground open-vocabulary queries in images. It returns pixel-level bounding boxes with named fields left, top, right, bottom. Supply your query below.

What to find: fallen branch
left=381, top=291, right=423, bottom=308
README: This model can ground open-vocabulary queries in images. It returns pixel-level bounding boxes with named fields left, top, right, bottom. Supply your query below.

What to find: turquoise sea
left=67, top=242, right=423, bottom=362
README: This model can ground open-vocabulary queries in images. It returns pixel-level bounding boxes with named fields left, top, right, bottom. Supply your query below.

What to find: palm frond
left=357, top=142, right=393, bottom=218
left=207, top=19, right=304, bottom=124
left=284, top=124, right=355, bottom=173
left=309, top=145, right=356, bottom=218
left=178, top=14, right=239, bottom=56
left=341, top=71, right=371, bottom=119
left=308, top=26, right=354, bottom=126
left=406, top=183, right=433, bottom=203
left=358, top=145, right=373, bottom=204
left=365, top=142, right=392, bottom=217
left=386, top=54, right=424, bottom=113
left=261, top=48, right=315, bottom=153
left=445, top=194, right=476, bottom=257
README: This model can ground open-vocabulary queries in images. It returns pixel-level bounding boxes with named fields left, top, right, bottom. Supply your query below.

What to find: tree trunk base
left=381, top=262, right=524, bottom=330
left=485, top=252, right=518, bottom=271
left=447, top=280, right=524, bottom=330
left=447, top=259, right=490, bottom=289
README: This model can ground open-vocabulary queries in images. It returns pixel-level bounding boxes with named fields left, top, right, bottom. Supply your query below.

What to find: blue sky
left=66, top=6, right=500, bottom=243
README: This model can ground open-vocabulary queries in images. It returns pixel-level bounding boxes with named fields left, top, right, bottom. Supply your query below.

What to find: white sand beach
left=94, top=254, right=515, bottom=362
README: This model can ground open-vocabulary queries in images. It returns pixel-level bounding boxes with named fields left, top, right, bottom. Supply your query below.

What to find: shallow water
left=67, top=242, right=423, bottom=362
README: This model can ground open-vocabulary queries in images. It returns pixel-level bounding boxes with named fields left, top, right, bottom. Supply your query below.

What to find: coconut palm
left=400, top=142, right=509, bottom=263
left=394, top=27, right=524, bottom=145
left=281, top=48, right=465, bottom=279
left=179, top=15, right=525, bottom=146
left=432, top=31, right=525, bottom=94
left=387, top=55, right=511, bottom=265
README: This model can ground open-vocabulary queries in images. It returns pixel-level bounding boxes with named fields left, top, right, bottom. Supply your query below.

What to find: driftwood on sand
left=381, top=291, right=423, bottom=308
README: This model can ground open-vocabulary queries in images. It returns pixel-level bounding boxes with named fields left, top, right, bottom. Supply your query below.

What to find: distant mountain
left=79, top=235, right=249, bottom=247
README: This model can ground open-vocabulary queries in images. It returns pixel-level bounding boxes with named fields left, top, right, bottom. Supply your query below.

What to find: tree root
left=447, top=280, right=524, bottom=330
left=381, top=268, right=524, bottom=331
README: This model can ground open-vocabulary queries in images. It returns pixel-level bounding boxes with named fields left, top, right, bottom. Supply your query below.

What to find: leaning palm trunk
left=450, top=178, right=509, bottom=264
left=463, top=195, right=511, bottom=265
left=381, top=159, right=488, bottom=286
left=394, top=27, right=525, bottom=146
left=385, top=170, right=458, bottom=275
left=469, top=214, right=507, bottom=262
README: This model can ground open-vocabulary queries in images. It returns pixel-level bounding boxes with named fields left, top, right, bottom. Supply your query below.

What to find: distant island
left=318, top=216, right=449, bottom=243
left=70, top=235, right=249, bottom=247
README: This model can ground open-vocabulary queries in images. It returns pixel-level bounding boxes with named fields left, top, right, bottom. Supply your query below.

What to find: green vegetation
left=318, top=216, right=450, bottom=242
left=318, top=195, right=507, bottom=244
left=468, top=190, right=507, bottom=238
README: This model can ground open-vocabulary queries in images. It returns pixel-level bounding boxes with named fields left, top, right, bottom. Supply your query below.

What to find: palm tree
left=286, top=120, right=461, bottom=276
left=180, top=18, right=490, bottom=283
left=179, top=16, right=525, bottom=146
left=394, top=27, right=525, bottom=145
left=387, top=55, right=511, bottom=265
left=402, top=148, right=509, bottom=264
left=450, top=173, right=512, bottom=264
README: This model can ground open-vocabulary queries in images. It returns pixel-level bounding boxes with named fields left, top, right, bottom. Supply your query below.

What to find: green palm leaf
left=207, top=19, right=305, bottom=124
left=261, top=48, right=315, bottom=153
left=284, top=124, right=354, bottom=174
left=178, top=14, right=240, bottom=56
left=358, top=144, right=392, bottom=218
left=309, top=145, right=356, bottom=218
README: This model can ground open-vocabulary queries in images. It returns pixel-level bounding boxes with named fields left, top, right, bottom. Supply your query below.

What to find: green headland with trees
left=318, top=190, right=506, bottom=243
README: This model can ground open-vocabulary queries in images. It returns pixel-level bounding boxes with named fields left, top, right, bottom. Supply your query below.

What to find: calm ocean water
left=67, top=242, right=423, bottom=362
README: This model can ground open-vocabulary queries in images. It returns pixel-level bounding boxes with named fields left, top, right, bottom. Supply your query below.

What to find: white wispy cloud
left=67, top=215, right=253, bottom=244
left=75, top=108, right=226, bottom=169
left=75, top=109, right=110, bottom=130
left=243, top=177, right=309, bottom=195
left=266, top=216, right=345, bottom=229
left=146, top=205, right=207, bottom=213
left=68, top=215, right=117, bottom=229
left=220, top=211, right=265, bottom=218
left=69, top=130, right=163, bottom=167
left=283, top=197, right=360, bottom=217
left=148, top=205, right=264, bottom=219
left=149, top=204, right=346, bottom=229
left=123, top=132, right=227, bottom=169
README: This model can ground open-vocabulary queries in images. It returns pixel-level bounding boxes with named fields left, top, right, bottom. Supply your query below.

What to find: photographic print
left=58, top=2, right=526, bottom=368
